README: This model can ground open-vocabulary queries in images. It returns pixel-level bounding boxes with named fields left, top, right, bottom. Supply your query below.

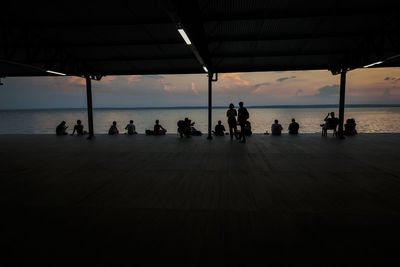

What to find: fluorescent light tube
left=363, top=61, right=383, bottom=68
left=178, top=28, right=192, bottom=45
left=203, top=66, right=208, bottom=73
left=46, top=70, right=66, bottom=76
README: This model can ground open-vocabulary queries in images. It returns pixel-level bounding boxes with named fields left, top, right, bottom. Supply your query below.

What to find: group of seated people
left=56, top=120, right=88, bottom=136
left=266, top=118, right=300, bottom=135
left=320, top=112, right=357, bottom=136
left=212, top=120, right=252, bottom=137
left=177, top=118, right=202, bottom=137
left=109, top=120, right=167, bottom=135
left=57, top=112, right=357, bottom=137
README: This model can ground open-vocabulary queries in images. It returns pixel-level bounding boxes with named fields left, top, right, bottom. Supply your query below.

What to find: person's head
left=77, top=120, right=81, bottom=125
left=113, top=121, right=117, bottom=126
left=184, top=117, right=188, bottom=121
left=292, top=118, right=295, bottom=122
left=239, top=101, right=243, bottom=107
left=61, top=121, right=66, bottom=125
left=130, top=120, right=133, bottom=124
left=229, top=103, right=234, bottom=109
left=218, top=120, right=222, bottom=125
left=274, top=119, right=278, bottom=124
left=330, top=112, right=335, bottom=117
left=155, top=119, right=159, bottom=124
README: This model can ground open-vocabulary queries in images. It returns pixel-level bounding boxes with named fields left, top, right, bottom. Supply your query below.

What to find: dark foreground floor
left=1, top=134, right=400, bottom=266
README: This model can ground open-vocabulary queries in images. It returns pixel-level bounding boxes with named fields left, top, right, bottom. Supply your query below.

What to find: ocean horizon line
left=1, top=103, right=400, bottom=111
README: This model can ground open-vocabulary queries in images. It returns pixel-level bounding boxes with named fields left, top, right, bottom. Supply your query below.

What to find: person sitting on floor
left=56, top=121, right=68, bottom=135
left=71, top=120, right=87, bottom=136
left=344, top=118, right=357, bottom=136
left=213, top=120, right=226, bottom=136
left=154, top=119, right=167, bottom=135
left=108, top=121, right=119, bottom=135
left=125, top=120, right=137, bottom=135
left=244, top=121, right=252, bottom=136
left=288, top=118, right=299, bottom=134
left=177, top=117, right=194, bottom=138
left=271, top=119, right=283, bottom=135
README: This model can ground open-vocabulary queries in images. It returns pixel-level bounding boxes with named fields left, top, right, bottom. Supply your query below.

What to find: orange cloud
left=219, top=73, right=251, bottom=89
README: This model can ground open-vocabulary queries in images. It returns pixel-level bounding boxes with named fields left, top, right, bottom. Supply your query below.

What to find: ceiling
left=1, top=0, right=399, bottom=78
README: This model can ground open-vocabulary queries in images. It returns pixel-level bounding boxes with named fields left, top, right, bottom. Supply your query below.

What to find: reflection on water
left=0, top=107, right=399, bottom=134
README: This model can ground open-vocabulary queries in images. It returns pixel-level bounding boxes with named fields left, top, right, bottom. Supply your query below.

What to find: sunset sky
left=0, top=67, right=399, bottom=109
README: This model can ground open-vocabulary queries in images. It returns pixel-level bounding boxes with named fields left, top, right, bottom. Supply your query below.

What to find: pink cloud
left=191, top=82, right=199, bottom=95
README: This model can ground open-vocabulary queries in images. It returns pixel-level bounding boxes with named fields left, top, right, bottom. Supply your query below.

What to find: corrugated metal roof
left=1, top=0, right=399, bottom=78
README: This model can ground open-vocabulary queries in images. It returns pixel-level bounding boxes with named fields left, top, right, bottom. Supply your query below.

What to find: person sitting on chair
left=321, top=112, right=339, bottom=136
left=213, top=120, right=226, bottom=136
left=71, top=120, right=87, bottom=136
left=154, top=119, right=167, bottom=135
left=271, top=119, right=283, bottom=135
left=288, top=118, right=299, bottom=134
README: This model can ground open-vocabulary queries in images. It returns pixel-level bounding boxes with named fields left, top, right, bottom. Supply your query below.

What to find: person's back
left=214, top=121, right=225, bottom=136
left=238, top=106, right=249, bottom=124
left=154, top=120, right=166, bottom=135
left=271, top=120, right=283, bottom=135
left=125, top=120, right=136, bottom=135
left=109, top=121, right=119, bottom=135
left=288, top=119, right=299, bottom=134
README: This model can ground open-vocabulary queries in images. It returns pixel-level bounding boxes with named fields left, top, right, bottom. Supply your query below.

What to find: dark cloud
left=295, top=89, right=303, bottom=96
left=384, top=77, right=400, bottom=81
left=313, top=84, right=340, bottom=97
left=252, top=82, right=270, bottom=88
left=276, top=76, right=296, bottom=82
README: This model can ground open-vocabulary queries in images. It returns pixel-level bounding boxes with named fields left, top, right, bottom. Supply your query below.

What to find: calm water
left=0, top=107, right=400, bottom=134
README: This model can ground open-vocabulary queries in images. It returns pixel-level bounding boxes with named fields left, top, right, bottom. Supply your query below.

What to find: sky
left=0, top=68, right=399, bottom=109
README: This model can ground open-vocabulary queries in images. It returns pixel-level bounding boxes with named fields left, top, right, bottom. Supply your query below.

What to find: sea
left=0, top=105, right=400, bottom=134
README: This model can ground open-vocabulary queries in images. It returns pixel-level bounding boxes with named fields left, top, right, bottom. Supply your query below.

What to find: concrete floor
left=1, top=134, right=400, bottom=266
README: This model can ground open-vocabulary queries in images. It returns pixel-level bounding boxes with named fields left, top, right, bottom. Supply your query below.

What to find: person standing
left=237, top=101, right=249, bottom=143
left=226, top=103, right=238, bottom=140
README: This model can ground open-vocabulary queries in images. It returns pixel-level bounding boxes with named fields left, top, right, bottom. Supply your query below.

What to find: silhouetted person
left=177, top=117, right=194, bottom=138
left=154, top=119, right=167, bottom=135
left=244, top=121, right=252, bottom=136
left=271, top=119, right=283, bottom=135
left=237, top=101, right=249, bottom=143
left=213, top=120, right=225, bottom=136
left=56, top=121, right=68, bottom=135
left=226, top=103, right=238, bottom=140
left=288, top=118, right=299, bottom=134
left=125, top=120, right=137, bottom=135
left=321, top=112, right=339, bottom=136
left=71, top=120, right=87, bottom=136
left=108, top=121, right=119, bottom=135
left=344, top=118, right=357, bottom=136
